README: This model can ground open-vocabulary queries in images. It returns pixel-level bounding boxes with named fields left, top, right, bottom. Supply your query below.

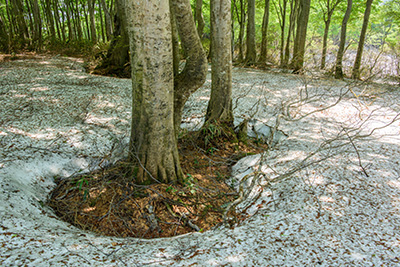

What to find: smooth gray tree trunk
left=335, top=0, right=352, bottom=79
left=127, top=0, right=183, bottom=184
left=206, top=0, right=233, bottom=125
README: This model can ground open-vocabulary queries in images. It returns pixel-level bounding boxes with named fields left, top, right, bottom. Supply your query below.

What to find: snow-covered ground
left=1, top=56, right=400, bottom=266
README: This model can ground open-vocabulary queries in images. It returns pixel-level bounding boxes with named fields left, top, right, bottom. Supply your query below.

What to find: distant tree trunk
left=65, top=2, right=75, bottom=40
left=94, top=0, right=130, bottom=77
left=259, top=0, right=270, bottom=63
left=334, top=0, right=352, bottom=79
left=100, top=0, right=113, bottom=40
left=0, top=16, right=10, bottom=52
left=283, top=0, right=298, bottom=66
left=171, top=0, right=208, bottom=135
left=98, top=1, right=106, bottom=42
left=233, top=0, right=246, bottom=62
left=351, top=0, right=373, bottom=79
left=194, top=0, right=205, bottom=39
left=245, top=0, right=256, bottom=64
left=127, top=0, right=183, bottom=185
left=291, top=0, right=311, bottom=72
left=88, top=0, right=97, bottom=43
left=206, top=0, right=233, bottom=125
left=44, top=0, right=56, bottom=42
left=30, top=0, right=42, bottom=50
left=320, top=0, right=342, bottom=69
left=275, top=0, right=287, bottom=65
left=74, top=0, right=83, bottom=40
left=53, top=0, right=64, bottom=41
left=11, top=0, right=29, bottom=45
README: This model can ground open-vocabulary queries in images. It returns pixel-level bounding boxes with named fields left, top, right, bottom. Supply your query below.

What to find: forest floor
left=1, top=54, right=400, bottom=266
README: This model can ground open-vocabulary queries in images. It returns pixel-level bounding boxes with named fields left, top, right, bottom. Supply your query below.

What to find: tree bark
left=320, top=0, right=341, bottom=69
left=334, top=0, right=352, bottom=79
left=291, top=0, right=311, bottom=72
left=88, top=0, right=97, bottom=43
left=0, top=16, right=10, bottom=52
left=127, top=0, right=183, bottom=185
left=206, top=0, right=233, bottom=125
left=245, top=0, right=256, bottom=64
left=171, top=0, right=208, bottom=136
left=100, top=0, right=113, bottom=40
left=259, top=0, right=270, bottom=63
left=194, top=0, right=205, bottom=39
left=94, top=0, right=130, bottom=77
left=283, top=0, right=298, bottom=66
left=351, top=0, right=373, bottom=79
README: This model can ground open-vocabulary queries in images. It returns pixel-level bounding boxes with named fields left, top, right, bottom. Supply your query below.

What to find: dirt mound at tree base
left=48, top=133, right=267, bottom=238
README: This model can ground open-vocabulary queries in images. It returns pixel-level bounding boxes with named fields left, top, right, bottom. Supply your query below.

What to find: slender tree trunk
left=88, top=0, right=97, bottom=43
left=44, top=0, right=56, bottom=42
left=11, top=0, right=29, bottom=44
left=171, top=0, right=208, bottom=136
left=335, top=0, right=352, bottom=79
left=53, top=0, right=64, bottom=41
left=351, top=0, right=373, bottom=79
left=245, top=0, right=256, bottom=64
left=65, top=2, right=74, bottom=40
left=127, top=0, right=183, bottom=185
left=99, top=0, right=106, bottom=42
left=0, top=16, right=10, bottom=52
left=194, top=0, right=205, bottom=39
left=320, top=0, right=341, bottom=69
left=206, top=0, right=233, bottom=125
left=169, top=0, right=180, bottom=75
left=235, top=0, right=246, bottom=62
left=259, top=0, right=270, bottom=63
left=74, top=0, right=83, bottom=40
left=283, top=0, right=298, bottom=66
left=100, top=0, right=113, bottom=40
left=94, top=0, right=130, bottom=76
left=277, top=0, right=287, bottom=65
left=321, top=18, right=331, bottom=69
left=291, top=0, right=311, bottom=72
left=30, top=0, right=42, bottom=50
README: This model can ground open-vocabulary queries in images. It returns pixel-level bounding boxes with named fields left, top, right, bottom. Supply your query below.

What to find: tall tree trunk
left=0, top=16, right=10, bottom=52
left=206, top=0, right=233, bottom=125
left=283, top=0, right=298, bottom=66
left=99, top=0, right=106, bottom=42
left=169, top=0, right=180, bottom=75
left=291, top=0, right=311, bottom=72
left=351, top=0, right=373, bottom=79
left=127, top=0, right=183, bottom=185
left=233, top=0, right=246, bottom=62
left=275, top=0, right=287, bottom=65
left=88, top=0, right=97, bottom=43
left=74, top=0, right=83, bottom=39
left=259, top=0, right=270, bottom=63
left=245, top=0, right=256, bottom=64
left=334, top=0, right=352, bottom=79
left=194, top=0, right=205, bottom=39
left=65, top=1, right=75, bottom=40
left=320, top=0, right=341, bottom=69
left=94, top=0, right=129, bottom=76
left=171, top=0, right=208, bottom=136
left=53, top=0, right=64, bottom=41
left=44, top=0, right=56, bottom=42
left=30, top=0, right=42, bottom=50
left=100, top=0, right=113, bottom=40
left=11, top=0, right=29, bottom=44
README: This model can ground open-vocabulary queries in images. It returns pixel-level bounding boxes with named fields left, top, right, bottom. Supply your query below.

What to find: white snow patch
left=1, top=57, right=400, bottom=266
